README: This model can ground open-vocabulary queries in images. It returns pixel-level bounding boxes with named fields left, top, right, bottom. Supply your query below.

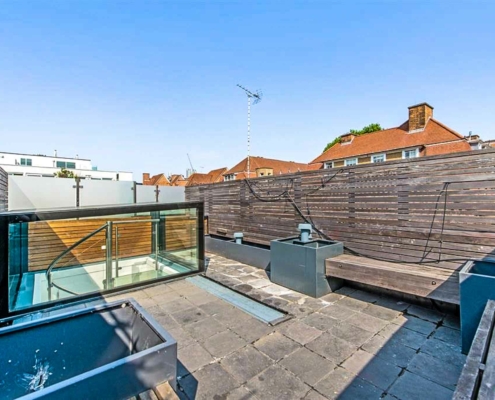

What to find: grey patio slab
left=142, top=283, right=173, bottom=297
left=302, top=312, right=339, bottom=331
left=158, top=297, right=195, bottom=314
left=253, top=332, right=301, bottom=361
left=388, top=371, right=453, bottom=400
left=165, top=326, right=196, bottom=350
left=341, top=349, right=401, bottom=391
left=392, top=314, right=437, bottom=335
left=319, top=303, right=358, bottom=321
left=347, top=289, right=380, bottom=303
left=335, top=377, right=384, bottom=400
left=149, top=289, right=183, bottom=304
left=362, top=303, right=401, bottom=321
left=380, top=326, right=428, bottom=350
left=406, top=305, right=444, bottom=323
left=276, top=320, right=323, bottom=345
left=202, top=330, right=248, bottom=358
left=183, top=315, right=229, bottom=341
left=361, top=334, right=417, bottom=368
left=330, top=321, right=375, bottom=347
left=198, top=299, right=235, bottom=316
left=245, top=365, right=311, bottom=400
left=375, top=296, right=410, bottom=312
left=228, top=317, right=274, bottom=343
left=337, top=296, right=370, bottom=312
left=345, top=312, right=388, bottom=333
left=304, top=390, right=328, bottom=400
left=306, top=332, right=357, bottom=364
left=442, top=314, right=461, bottom=330
left=171, top=306, right=209, bottom=326
left=314, top=367, right=355, bottom=399
left=420, top=337, right=465, bottom=365
left=280, top=347, right=336, bottom=386
left=220, top=345, right=273, bottom=384
left=226, top=385, right=260, bottom=400
left=177, top=341, right=215, bottom=373
left=183, top=291, right=219, bottom=306
left=407, top=351, right=463, bottom=390
left=433, top=325, right=461, bottom=346
left=263, top=296, right=290, bottom=309
left=179, top=362, right=238, bottom=400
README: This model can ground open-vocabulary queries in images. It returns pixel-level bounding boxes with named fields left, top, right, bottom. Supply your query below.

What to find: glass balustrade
left=1, top=202, right=204, bottom=315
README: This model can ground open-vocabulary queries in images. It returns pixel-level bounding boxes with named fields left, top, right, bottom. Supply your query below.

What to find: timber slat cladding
left=186, top=150, right=495, bottom=276
left=27, top=215, right=197, bottom=271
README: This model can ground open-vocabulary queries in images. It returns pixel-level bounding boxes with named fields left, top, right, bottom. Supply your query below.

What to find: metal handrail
left=46, top=218, right=161, bottom=298
left=46, top=223, right=109, bottom=287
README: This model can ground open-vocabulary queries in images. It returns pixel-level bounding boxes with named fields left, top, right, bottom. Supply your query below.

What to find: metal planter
left=460, top=259, right=495, bottom=354
left=205, top=235, right=271, bottom=270
left=270, top=237, right=344, bottom=298
left=0, top=299, right=177, bottom=399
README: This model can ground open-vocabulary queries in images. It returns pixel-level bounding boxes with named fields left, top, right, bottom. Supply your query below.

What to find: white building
left=0, top=151, right=133, bottom=181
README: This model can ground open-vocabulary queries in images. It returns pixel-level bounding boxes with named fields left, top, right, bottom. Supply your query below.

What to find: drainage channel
left=186, top=276, right=286, bottom=325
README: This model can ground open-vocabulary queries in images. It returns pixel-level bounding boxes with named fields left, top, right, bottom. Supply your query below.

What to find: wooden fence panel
left=185, top=150, right=495, bottom=271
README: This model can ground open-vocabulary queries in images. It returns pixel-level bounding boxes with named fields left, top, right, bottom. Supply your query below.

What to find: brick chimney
left=143, top=173, right=151, bottom=185
left=408, top=103, right=433, bottom=132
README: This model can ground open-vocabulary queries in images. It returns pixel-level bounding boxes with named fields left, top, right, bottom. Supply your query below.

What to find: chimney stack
left=143, top=173, right=151, bottom=185
left=408, top=103, right=433, bottom=132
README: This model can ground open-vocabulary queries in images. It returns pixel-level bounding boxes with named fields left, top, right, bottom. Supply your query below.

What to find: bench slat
left=326, top=254, right=459, bottom=304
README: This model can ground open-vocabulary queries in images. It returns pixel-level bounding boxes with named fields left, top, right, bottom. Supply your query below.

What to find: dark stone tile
left=320, top=303, right=358, bottom=321
left=345, top=312, right=388, bottom=333
left=348, top=289, right=380, bottom=303
left=253, top=332, right=301, bottom=361
left=442, top=314, right=461, bottom=330
left=407, top=305, right=444, bottom=323
left=221, top=345, right=272, bottom=384
left=277, top=320, right=323, bottom=345
left=407, top=352, right=463, bottom=390
left=362, top=304, right=401, bottom=321
left=229, top=318, right=274, bottom=343
left=375, top=296, right=410, bottom=312
left=341, top=349, right=401, bottom=391
left=362, top=334, right=417, bottom=368
left=203, top=330, right=247, bottom=358
left=336, top=377, right=383, bottom=400
left=314, top=367, right=355, bottom=399
left=263, top=296, right=290, bottom=309
left=433, top=326, right=461, bottom=346
left=245, top=365, right=310, bottom=400
left=420, top=337, right=465, bottom=365
left=331, top=322, right=375, bottom=346
left=392, top=315, right=437, bottom=335
left=302, top=313, right=339, bottom=331
left=280, top=347, right=336, bottom=386
left=177, top=342, right=214, bottom=373
left=306, top=332, right=357, bottom=364
left=388, top=371, right=453, bottom=400
left=338, top=296, right=370, bottom=312
left=171, top=306, right=209, bottom=326
left=183, top=316, right=228, bottom=341
left=180, top=362, right=238, bottom=400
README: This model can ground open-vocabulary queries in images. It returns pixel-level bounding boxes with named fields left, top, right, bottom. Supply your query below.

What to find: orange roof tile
left=424, top=141, right=471, bottom=156
left=187, top=167, right=228, bottom=186
left=224, top=156, right=311, bottom=176
left=311, top=119, right=468, bottom=164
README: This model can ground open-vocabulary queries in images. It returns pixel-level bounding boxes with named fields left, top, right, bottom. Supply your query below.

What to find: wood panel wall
left=186, top=149, right=495, bottom=272
left=28, top=214, right=197, bottom=272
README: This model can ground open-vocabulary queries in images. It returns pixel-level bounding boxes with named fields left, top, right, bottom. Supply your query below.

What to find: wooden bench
left=325, top=254, right=459, bottom=304
left=454, top=300, right=495, bottom=399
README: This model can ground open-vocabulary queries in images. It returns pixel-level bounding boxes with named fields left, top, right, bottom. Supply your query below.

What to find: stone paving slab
left=109, top=253, right=466, bottom=399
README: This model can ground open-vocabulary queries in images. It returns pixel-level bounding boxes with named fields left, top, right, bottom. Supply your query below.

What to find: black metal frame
left=0, top=201, right=205, bottom=319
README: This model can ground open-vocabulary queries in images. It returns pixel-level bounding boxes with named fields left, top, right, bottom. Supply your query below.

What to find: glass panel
left=136, top=185, right=157, bottom=203
left=8, top=175, right=76, bottom=210
left=7, top=205, right=201, bottom=312
left=66, top=162, right=76, bottom=169
left=79, top=180, right=133, bottom=207
left=56, top=161, right=65, bottom=168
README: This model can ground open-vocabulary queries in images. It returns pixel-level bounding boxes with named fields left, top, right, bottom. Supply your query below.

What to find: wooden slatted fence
left=185, top=149, right=495, bottom=273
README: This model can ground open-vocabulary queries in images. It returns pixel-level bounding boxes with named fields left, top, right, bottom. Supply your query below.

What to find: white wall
left=0, top=152, right=92, bottom=169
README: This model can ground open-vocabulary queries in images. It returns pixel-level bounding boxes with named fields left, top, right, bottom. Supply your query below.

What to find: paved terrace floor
left=108, top=253, right=465, bottom=400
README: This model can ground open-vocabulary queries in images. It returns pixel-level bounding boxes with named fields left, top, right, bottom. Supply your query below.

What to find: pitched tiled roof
left=423, top=141, right=471, bottom=156
left=224, top=156, right=311, bottom=176
left=186, top=167, right=228, bottom=186
left=149, top=173, right=171, bottom=186
left=311, top=119, right=469, bottom=164
left=169, top=174, right=184, bottom=185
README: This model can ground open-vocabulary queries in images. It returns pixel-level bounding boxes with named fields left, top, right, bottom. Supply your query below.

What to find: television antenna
left=237, top=84, right=263, bottom=178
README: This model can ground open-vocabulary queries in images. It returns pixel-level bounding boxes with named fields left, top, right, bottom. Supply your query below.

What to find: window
left=324, top=162, right=334, bottom=169
left=372, top=154, right=386, bottom=163
left=403, top=149, right=419, bottom=159
left=345, top=158, right=358, bottom=166
left=20, top=158, right=32, bottom=166
left=224, top=174, right=236, bottom=181
left=56, top=161, right=76, bottom=169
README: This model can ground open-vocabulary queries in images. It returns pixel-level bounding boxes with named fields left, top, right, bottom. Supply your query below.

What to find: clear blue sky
left=1, top=1, right=494, bottom=179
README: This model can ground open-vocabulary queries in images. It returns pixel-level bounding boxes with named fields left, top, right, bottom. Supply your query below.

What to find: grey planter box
left=205, top=235, right=271, bottom=270
left=460, top=259, right=495, bottom=354
left=270, top=237, right=344, bottom=298
left=0, top=299, right=177, bottom=399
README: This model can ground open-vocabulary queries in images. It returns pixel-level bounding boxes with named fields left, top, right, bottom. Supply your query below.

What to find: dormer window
left=324, top=162, right=334, bottom=169
left=345, top=158, right=358, bottom=166
left=340, top=134, right=356, bottom=145
left=224, top=174, right=236, bottom=181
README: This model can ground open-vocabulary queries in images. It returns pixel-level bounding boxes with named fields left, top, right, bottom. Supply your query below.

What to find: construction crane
left=187, top=153, right=196, bottom=176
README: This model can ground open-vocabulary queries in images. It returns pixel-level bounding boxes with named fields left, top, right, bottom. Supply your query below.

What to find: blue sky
left=1, top=1, right=494, bottom=179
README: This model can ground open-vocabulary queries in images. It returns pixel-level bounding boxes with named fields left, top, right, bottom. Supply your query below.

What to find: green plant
left=323, top=123, right=382, bottom=152
left=54, top=168, right=78, bottom=178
